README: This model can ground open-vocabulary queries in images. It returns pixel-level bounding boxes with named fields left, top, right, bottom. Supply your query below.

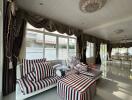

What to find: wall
left=0, top=0, right=3, bottom=99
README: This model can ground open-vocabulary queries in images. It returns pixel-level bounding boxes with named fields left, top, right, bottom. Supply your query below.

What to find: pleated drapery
left=95, top=43, right=101, bottom=65
left=3, top=0, right=26, bottom=96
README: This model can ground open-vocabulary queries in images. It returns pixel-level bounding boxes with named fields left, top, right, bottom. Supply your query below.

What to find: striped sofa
left=16, top=59, right=66, bottom=100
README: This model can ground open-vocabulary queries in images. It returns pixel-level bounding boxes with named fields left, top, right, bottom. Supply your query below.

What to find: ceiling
left=17, top=0, right=132, bottom=43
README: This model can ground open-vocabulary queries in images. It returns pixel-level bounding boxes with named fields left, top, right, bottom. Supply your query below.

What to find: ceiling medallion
left=79, top=0, right=107, bottom=13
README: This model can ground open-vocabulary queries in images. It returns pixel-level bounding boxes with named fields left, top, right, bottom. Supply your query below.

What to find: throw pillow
left=56, top=69, right=65, bottom=77
left=21, top=58, right=46, bottom=77
left=52, top=64, right=61, bottom=69
left=33, top=62, right=55, bottom=81
left=26, top=71, right=36, bottom=82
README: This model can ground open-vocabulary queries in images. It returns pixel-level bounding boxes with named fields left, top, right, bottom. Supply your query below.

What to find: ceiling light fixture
left=79, top=0, right=107, bottom=13
left=40, top=3, right=43, bottom=5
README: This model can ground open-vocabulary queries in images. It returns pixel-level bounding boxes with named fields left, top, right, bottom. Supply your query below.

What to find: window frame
left=26, top=27, right=76, bottom=60
left=86, top=42, right=94, bottom=58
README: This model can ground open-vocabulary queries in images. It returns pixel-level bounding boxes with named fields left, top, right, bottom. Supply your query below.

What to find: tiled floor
left=3, top=61, right=132, bottom=100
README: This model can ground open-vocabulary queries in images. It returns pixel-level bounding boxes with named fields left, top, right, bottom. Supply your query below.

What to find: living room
left=1, top=0, right=132, bottom=100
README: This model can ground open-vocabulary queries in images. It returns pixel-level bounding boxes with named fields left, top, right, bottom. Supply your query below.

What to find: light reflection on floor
left=94, top=61, right=132, bottom=100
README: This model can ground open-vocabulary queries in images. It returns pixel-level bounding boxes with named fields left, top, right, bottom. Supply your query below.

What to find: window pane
left=86, top=42, right=90, bottom=58
left=100, top=44, right=107, bottom=61
left=111, top=48, right=119, bottom=55
left=26, top=31, right=43, bottom=59
left=45, top=35, right=57, bottom=60
left=128, top=47, right=132, bottom=55
left=119, top=48, right=127, bottom=54
left=27, top=23, right=43, bottom=31
left=86, top=42, right=94, bottom=58
left=58, top=37, right=68, bottom=60
left=69, top=39, right=76, bottom=57
left=90, top=43, right=94, bottom=57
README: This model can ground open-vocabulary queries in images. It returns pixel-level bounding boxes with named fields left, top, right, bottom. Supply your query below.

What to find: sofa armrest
left=17, top=64, right=22, bottom=79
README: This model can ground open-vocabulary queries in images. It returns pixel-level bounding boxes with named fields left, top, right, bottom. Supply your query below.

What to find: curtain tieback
left=8, top=57, right=13, bottom=69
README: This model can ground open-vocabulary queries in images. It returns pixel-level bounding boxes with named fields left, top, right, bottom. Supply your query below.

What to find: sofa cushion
left=33, top=62, right=55, bottom=81
left=26, top=71, right=36, bottom=82
left=17, top=76, right=61, bottom=94
left=21, top=58, right=46, bottom=77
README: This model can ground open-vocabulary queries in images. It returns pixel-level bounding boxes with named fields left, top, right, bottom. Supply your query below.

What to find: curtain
left=3, top=0, right=26, bottom=96
left=23, top=11, right=80, bottom=36
left=95, top=43, right=101, bottom=65
left=112, top=42, right=132, bottom=48
left=76, top=34, right=87, bottom=64
left=107, top=43, right=112, bottom=60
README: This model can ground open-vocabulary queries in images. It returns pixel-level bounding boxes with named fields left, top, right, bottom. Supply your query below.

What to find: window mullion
left=75, top=39, right=77, bottom=56
left=43, top=33, right=45, bottom=58
left=67, top=37, right=69, bottom=59
left=56, top=36, right=58, bottom=60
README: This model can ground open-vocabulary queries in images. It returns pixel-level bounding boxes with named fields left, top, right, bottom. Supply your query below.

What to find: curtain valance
left=18, top=10, right=81, bottom=37
left=18, top=9, right=108, bottom=43
left=111, top=42, right=132, bottom=48
left=83, top=33, right=108, bottom=44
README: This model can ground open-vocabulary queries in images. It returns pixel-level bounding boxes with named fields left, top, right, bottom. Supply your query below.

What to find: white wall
left=0, top=0, right=3, bottom=99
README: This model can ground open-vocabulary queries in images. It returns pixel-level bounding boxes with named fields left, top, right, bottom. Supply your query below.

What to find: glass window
left=25, top=23, right=76, bottom=60
left=119, top=48, right=127, bottom=55
left=69, top=38, right=76, bottom=57
left=26, top=31, right=43, bottom=59
left=100, top=44, right=107, bottom=61
left=128, top=47, right=132, bottom=55
left=58, top=37, right=68, bottom=60
left=111, top=48, right=119, bottom=55
left=45, top=35, right=57, bottom=60
left=90, top=43, right=94, bottom=57
left=86, top=42, right=94, bottom=58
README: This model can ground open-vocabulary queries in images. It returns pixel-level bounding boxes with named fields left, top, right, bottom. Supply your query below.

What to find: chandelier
left=79, top=0, right=107, bottom=13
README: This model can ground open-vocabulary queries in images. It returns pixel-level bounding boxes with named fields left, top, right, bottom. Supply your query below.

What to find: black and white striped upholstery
left=26, top=71, right=36, bottom=82
left=22, top=58, right=46, bottom=77
left=17, top=76, right=61, bottom=94
left=33, top=62, right=55, bottom=82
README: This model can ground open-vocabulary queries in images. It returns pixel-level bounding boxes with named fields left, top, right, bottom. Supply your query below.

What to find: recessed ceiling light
left=40, top=3, right=43, bottom=5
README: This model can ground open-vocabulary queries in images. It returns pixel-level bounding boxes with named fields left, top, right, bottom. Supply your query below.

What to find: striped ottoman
left=57, top=74, right=96, bottom=100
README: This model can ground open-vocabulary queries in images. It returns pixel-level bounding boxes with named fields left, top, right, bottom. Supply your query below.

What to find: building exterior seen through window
left=26, top=23, right=76, bottom=60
